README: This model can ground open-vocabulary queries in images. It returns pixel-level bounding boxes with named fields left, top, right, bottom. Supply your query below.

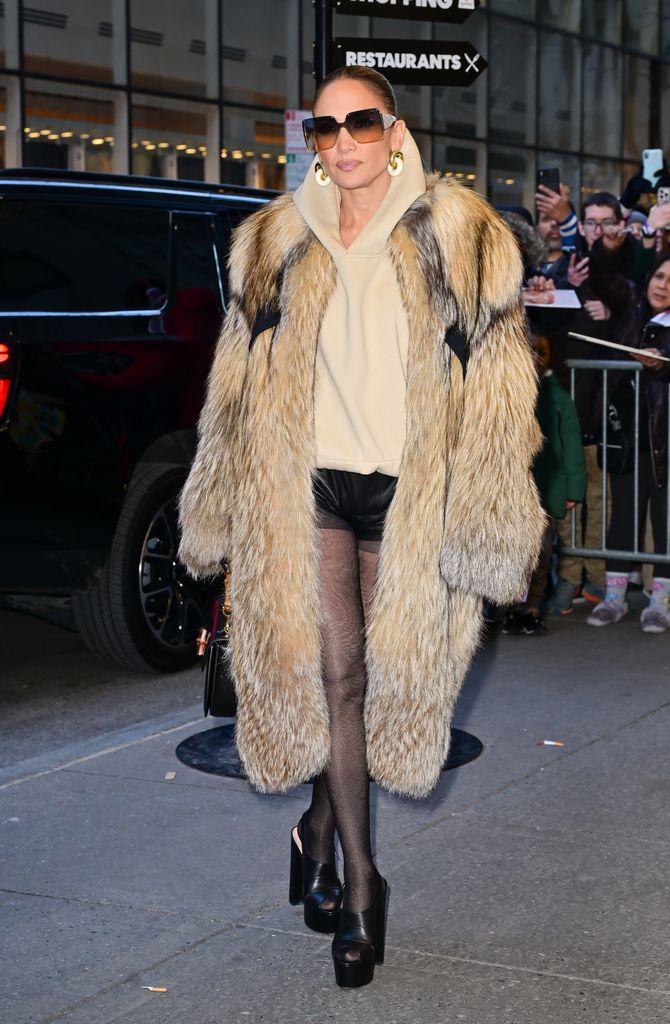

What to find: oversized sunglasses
left=302, top=108, right=397, bottom=152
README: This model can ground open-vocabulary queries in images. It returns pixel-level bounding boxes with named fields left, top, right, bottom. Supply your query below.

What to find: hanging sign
left=332, top=38, right=487, bottom=86
left=335, top=0, right=479, bottom=23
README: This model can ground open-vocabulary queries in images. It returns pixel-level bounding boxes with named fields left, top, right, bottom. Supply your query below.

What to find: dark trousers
left=606, top=451, right=670, bottom=572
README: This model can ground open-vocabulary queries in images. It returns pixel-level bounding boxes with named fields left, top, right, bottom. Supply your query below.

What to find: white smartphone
left=642, top=148, right=664, bottom=186
left=657, top=186, right=670, bottom=206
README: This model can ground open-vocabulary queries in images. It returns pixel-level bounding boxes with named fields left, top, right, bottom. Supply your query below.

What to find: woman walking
left=178, top=67, right=544, bottom=988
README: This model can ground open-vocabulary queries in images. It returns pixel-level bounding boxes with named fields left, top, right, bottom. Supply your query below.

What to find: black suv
left=0, top=169, right=272, bottom=672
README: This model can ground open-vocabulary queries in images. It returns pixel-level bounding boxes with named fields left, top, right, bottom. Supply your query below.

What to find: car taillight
left=0, top=342, right=12, bottom=418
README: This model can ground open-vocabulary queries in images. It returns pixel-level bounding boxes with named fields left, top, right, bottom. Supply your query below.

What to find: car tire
left=74, top=461, right=215, bottom=673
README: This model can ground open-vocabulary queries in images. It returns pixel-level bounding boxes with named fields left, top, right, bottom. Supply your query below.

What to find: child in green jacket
left=504, top=332, right=586, bottom=635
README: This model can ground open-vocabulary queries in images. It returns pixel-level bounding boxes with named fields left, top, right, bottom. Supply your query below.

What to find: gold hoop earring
left=387, top=151, right=404, bottom=177
left=314, top=161, right=331, bottom=187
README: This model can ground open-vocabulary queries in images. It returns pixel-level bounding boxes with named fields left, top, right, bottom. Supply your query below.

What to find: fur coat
left=178, top=175, right=545, bottom=799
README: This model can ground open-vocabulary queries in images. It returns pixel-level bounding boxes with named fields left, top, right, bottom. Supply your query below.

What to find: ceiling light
left=28, top=131, right=40, bottom=138
left=48, top=134, right=59, bottom=141
left=466, top=173, right=476, bottom=180
left=158, top=142, right=169, bottom=148
left=176, top=144, right=187, bottom=151
left=80, top=133, right=90, bottom=139
left=504, top=177, right=514, bottom=185
left=185, top=147, right=196, bottom=154
left=277, top=154, right=287, bottom=164
left=60, top=131, right=73, bottom=138
left=145, top=143, right=157, bottom=150
left=92, top=138, right=105, bottom=145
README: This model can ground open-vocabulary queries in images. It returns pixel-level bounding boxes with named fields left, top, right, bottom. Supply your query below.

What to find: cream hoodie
left=293, top=132, right=426, bottom=477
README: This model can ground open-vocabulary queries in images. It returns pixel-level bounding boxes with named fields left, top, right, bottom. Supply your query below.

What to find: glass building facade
left=0, top=0, right=669, bottom=207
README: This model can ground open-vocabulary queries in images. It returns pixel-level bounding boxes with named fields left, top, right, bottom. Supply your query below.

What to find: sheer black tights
left=301, top=512, right=380, bottom=914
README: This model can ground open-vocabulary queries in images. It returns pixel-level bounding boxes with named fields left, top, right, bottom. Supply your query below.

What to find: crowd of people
left=497, top=168, right=670, bottom=637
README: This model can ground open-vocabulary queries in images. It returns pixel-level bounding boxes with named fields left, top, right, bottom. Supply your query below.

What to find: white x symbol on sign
left=465, top=53, right=480, bottom=74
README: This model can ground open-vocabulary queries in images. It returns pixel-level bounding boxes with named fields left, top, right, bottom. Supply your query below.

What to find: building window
left=222, top=0, right=295, bottom=109
left=539, top=0, right=581, bottom=33
left=539, top=150, right=581, bottom=206
left=23, top=1, right=125, bottom=84
left=538, top=31, right=581, bottom=152
left=433, top=137, right=485, bottom=192
left=131, top=93, right=219, bottom=181
left=623, top=56, right=651, bottom=161
left=222, top=106, right=285, bottom=189
left=489, top=19, right=536, bottom=146
left=581, top=157, right=624, bottom=200
left=623, top=0, right=660, bottom=55
left=582, top=44, right=622, bottom=159
left=488, top=146, right=535, bottom=212
left=583, top=0, right=622, bottom=45
left=131, top=0, right=219, bottom=98
left=24, top=81, right=119, bottom=173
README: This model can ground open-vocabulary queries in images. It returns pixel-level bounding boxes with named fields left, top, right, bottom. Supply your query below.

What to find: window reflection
left=539, top=0, right=581, bottom=32
left=489, top=20, right=536, bottom=145
left=623, top=0, right=660, bottom=54
left=583, top=44, right=622, bottom=158
left=623, top=56, right=651, bottom=160
left=583, top=0, right=622, bottom=45
left=539, top=32, right=581, bottom=152
left=23, top=1, right=122, bottom=84
left=489, top=147, right=535, bottom=212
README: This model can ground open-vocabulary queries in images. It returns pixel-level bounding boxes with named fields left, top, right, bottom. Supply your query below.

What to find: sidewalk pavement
left=2, top=598, right=670, bottom=1024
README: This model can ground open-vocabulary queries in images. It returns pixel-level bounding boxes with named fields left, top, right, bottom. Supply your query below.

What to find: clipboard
left=567, top=331, right=670, bottom=363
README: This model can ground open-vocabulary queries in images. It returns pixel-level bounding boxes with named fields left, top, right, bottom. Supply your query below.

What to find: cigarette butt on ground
left=141, top=986, right=168, bottom=993
left=539, top=740, right=565, bottom=747
left=164, top=771, right=176, bottom=781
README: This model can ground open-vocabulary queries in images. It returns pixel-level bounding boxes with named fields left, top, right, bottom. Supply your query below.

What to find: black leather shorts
left=312, top=468, right=397, bottom=541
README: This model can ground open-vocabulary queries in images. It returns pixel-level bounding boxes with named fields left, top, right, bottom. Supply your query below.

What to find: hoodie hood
left=293, top=129, right=427, bottom=257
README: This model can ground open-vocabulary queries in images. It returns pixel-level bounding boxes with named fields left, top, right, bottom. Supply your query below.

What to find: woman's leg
left=307, top=516, right=378, bottom=916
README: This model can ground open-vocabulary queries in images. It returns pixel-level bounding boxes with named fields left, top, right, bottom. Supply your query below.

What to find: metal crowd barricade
left=560, top=358, right=670, bottom=566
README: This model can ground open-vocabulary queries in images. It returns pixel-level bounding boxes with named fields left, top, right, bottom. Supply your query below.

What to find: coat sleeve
left=177, top=296, right=250, bottom=579
left=439, top=214, right=546, bottom=605
left=558, top=388, right=587, bottom=504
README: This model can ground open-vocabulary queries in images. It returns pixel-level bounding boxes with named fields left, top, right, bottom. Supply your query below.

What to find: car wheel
left=74, top=462, right=216, bottom=672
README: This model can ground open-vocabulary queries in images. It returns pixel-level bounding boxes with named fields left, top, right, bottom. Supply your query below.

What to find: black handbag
left=197, top=563, right=237, bottom=717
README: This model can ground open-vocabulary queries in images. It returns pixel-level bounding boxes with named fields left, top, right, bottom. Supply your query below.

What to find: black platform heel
left=331, top=873, right=388, bottom=988
left=289, top=815, right=342, bottom=933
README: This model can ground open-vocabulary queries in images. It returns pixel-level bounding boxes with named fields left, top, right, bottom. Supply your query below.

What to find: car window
left=162, top=212, right=223, bottom=343
left=0, top=201, right=169, bottom=313
left=215, top=208, right=259, bottom=303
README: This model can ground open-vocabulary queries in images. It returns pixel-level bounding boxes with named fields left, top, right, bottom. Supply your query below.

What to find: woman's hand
left=631, top=347, right=668, bottom=373
left=565, top=500, right=577, bottom=511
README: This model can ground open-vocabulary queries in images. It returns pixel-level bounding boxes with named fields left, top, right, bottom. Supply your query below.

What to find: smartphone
left=537, top=167, right=560, bottom=195
left=642, top=148, right=664, bottom=186
left=657, top=186, right=670, bottom=206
